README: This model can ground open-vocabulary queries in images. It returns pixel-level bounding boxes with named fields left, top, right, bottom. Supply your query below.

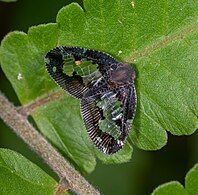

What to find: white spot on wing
left=117, top=140, right=124, bottom=146
left=102, top=147, right=108, bottom=153
left=44, top=57, right=50, bottom=64
left=96, top=136, right=102, bottom=143
left=93, top=77, right=102, bottom=87
left=112, top=113, right=123, bottom=121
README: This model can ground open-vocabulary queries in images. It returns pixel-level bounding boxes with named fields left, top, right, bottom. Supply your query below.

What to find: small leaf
left=0, top=0, right=197, bottom=173
left=152, top=182, right=186, bottom=195
left=0, top=148, right=57, bottom=195
left=152, top=163, right=198, bottom=195
left=186, top=164, right=198, bottom=194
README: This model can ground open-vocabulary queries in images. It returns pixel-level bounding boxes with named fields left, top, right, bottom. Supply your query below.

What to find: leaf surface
left=152, top=163, right=198, bottom=195
left=0, top=148, right=57, bottom=195
left=0, top=0, right=197, bottom=172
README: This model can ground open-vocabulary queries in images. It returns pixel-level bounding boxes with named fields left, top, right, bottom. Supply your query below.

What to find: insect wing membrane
left=45, top=46, right=137, bottom=155
left=45, top=47, right=87, bottom=99
left=81, top=85, right=136, bottom=154
left=81, top=97, right=122, bottom=154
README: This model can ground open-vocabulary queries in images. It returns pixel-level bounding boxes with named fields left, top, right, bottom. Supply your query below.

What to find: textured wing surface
left=45, top=46, right=137, bottom=154
left=80, top=85, right=136, bottom=154
left=45, top=46, right=118, bottom=99
left=59, top=46, right=118, bottom=75
left=45, top=47, right=87, bottom=99
left=81, top=98, right=122, bottom=154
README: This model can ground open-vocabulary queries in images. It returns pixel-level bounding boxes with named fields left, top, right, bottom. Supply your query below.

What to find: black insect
left=45, top=46, right=137, bottom=154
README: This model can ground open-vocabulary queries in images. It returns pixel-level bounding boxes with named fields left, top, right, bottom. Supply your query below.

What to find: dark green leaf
left=0, top=148, right=57, bottom=195
left=152, top=163, right=198, bottom=195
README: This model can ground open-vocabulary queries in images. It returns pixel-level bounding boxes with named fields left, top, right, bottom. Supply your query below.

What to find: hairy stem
left=0, top=93, right=100, bottom=195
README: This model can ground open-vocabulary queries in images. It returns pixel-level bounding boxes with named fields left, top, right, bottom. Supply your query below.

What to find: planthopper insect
left=45, top=46, right=137, bottom=154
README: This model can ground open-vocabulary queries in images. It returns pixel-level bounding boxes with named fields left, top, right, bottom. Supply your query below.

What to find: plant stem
left=0, top=93, right=100, bottom=195
left=17, top=90, right=64, bottom=116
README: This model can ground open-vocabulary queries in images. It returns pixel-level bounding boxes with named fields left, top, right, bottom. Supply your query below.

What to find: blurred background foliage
left=0, top=1, right=197, bottom=194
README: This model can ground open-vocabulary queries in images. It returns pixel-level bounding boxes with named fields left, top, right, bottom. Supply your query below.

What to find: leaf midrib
left=126, top=22, right=198, bottom=62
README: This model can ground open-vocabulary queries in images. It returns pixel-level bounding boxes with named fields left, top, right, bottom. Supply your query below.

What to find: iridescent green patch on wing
left=97, top=93, right=123, bottom=140
left=62, top=55, right=75, bottom=76
left=78, top=61, right=98, bottom=76
left=62, top=55, right=98, bottom=78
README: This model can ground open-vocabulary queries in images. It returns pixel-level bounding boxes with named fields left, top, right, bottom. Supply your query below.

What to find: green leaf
left=152, top=163, right=198, bottom=195
left=0, top=24, right=58, bottom=104
left=32, top=95, right=97, bottom=174
left=0, top=148, right=57, bottom=195
left=186, top=164, right=198, bottom=195
left=0, top=0, right=197, bottom=173
left=96, top=142, right=133, bottom=164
